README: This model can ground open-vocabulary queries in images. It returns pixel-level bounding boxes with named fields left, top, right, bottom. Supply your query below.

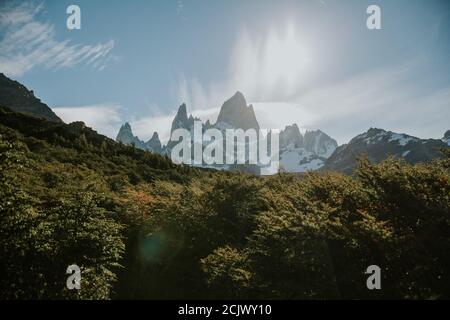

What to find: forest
left=1, top=106, right=449, bottom=299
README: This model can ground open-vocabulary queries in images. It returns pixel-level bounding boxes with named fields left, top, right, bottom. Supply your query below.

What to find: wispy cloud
left=175, top=23, right=450, bottom=144
left=0, top=2, right=116, bottom=77
left=176, top=22, right=311, bottom=110
left=295, top=60, right=450, bottom=143
left=53, top=104, right=122, bottom=139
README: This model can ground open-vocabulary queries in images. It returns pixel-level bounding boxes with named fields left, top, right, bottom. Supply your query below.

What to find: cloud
left=175, top=23, right=450, bottom=145
left=295, top=60, right=450, bottom=144
left=131, top=114, right=174, bottom=144
left=176, top=22, right=311, bottom=110
left=53, top=104, right=122, bottom=139
left=0, top=2, right=116, bottom=77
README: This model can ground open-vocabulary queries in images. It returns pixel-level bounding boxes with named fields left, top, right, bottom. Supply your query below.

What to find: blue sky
left=0, top=0, right=449, bottom=144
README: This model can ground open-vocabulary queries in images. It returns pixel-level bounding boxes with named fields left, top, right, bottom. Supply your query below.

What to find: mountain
left=145, top=132, right=163, bottom=153
left=170, top=103, right=195, bottom=133
left=215, top=91, right=259, bottom=130
left=115, top=92, right=339, bottom=174
left=116, top=122, right=146, bottom=149
left=116, top=122, right=164, bottom=153
left=279, top=123, right=303, bottom=148
left=0, top=73, right=62, bottom=123
left=279, top=126, right=338, bottom=172
left=304, top=130, right=337, bottom=158
left=323, top=128, right=448, bottom=174
left=443, top=130, right=450, bottom=146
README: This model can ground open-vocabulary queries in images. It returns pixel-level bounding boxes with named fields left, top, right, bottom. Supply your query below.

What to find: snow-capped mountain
left=323, top=128, right=449, bottom=174
left=115, top=92, right=337, bottom=174
left=279, top=125, right=338, bottom=173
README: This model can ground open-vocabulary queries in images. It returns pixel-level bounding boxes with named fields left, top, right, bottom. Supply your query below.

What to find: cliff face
left=215, top=91, right=260, bottom=131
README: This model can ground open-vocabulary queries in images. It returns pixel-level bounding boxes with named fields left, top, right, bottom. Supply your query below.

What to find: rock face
left=215, top=91, right=259, bottom=131
left=145, top=132, right=163, bottom=153
left=443, top=130, right=450, bottom=146
left=170, top=103, right=194, bottom=133
left=116, top=123, right=164, bottom=153
left=303, top=130, right=337, bottom=158
left=280, top=124, right=303, bottom=149
left=0, top=73, right=62, bottom=122
left=115, top=92, right=339, bottom=174
left=116, top=122, right=146, bottom=149
left=323, top=128, right=448, bottom=174
left=279, top=126, right=338, bottom=173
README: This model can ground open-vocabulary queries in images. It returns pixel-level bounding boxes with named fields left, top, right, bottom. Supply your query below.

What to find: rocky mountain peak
left=171, top=103, right=194, bottom=134
left=215, top=91, right=259, bottom=130
left=145, top=131, right=162, bottom=153
left=116, top=122, right=146, bottom=149
left=304, top=130, right=338, bottom=158
left=443, top=130, right=450, bottom=146
left=444, top=130, right=450, bottom=139
left=178, top=103, right=188, bottom=120
left=123, top=122, right=132, bottom=131
left=280, top=123, right=303, bottom=149
left=117, top=122, right=134, bottom=141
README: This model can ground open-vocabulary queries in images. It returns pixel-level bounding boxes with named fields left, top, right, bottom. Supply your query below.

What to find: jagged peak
left=444, top=130, right=450, bottom=139
left=148, top=131, right=161, bottom=144
left=215, top=91, right=259, bottom=130
left=234, top=90, right=245, bottom=99
left=367, top=127, right=387, bottom=134
left=177, top=103, right=188, bottom=118
left=122, top=122, right=132, bottom=130
left=284, top=123, right=301, bottom=131
left=223, top=91, right=247, bottom=108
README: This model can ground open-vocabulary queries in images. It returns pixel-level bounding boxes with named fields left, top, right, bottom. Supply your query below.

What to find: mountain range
left=115, top=90, right=448, bottom=174
left=116, top=91, right=340, bottom=173
left=0, top=72, right=447, bottom=175
left=323, top=128, right=450, bottom=174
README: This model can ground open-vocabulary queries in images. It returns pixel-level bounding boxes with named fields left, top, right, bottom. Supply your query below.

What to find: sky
left=0, top=0, right=449, bottom=144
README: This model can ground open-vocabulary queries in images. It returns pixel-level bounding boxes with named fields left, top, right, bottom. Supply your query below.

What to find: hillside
left=0, top=73, right=62, bottom=123
left=1, top=78, right=449, bottom=300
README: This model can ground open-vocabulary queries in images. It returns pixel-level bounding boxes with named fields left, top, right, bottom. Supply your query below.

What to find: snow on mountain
left=280, top=148, right=325, bottom=172
left=304, top=130, right=337, bottom=158
left=388, top=133, right=419, bottom=146
left=116, top=92, right=339, bottom=174
left=323, top=128, right=448, bottom=174
left=279, top=126, right=338, bottom=173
